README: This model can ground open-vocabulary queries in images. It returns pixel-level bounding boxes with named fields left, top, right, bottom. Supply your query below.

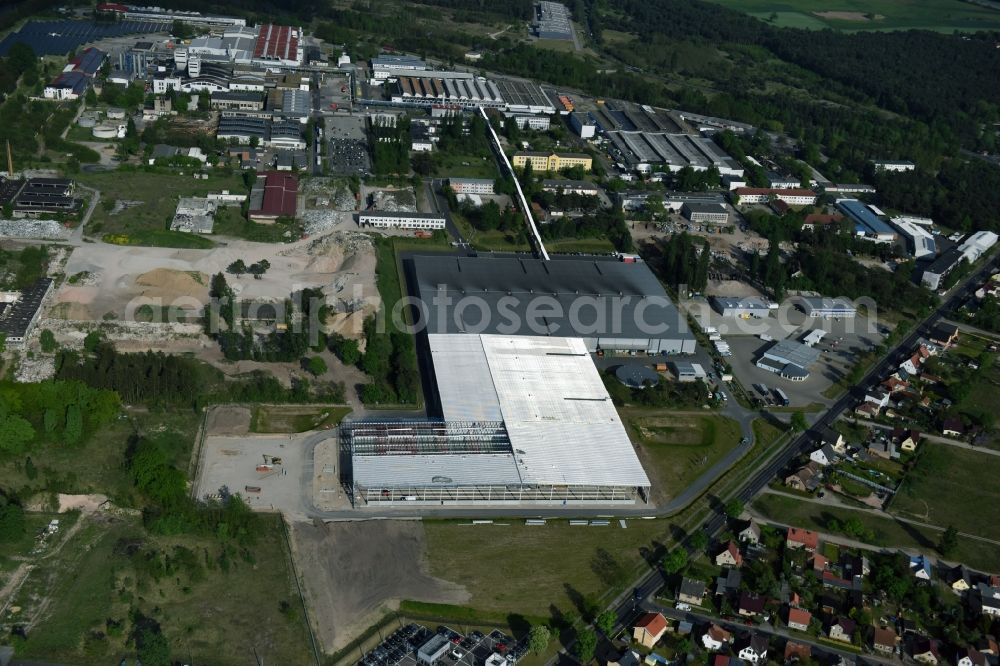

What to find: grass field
left=250, top=404, right=352, bottom=433
left=212, top=206, right=303, bottom=243
left=0, top=512, right=75, bottom=577
left=77, top=169, right=247, bottom=247
left=15, top=515, right=314, bottom=666
left=753, top=493, right=1000, bottom=572
left=624, top=413, right=741, bottom=499
left=545, top=238, right=616, bottom=254
left=451, top=212, right=532, bottom=252
left=703, top=0, right=1000, bottom=31
left=433, top=152, right=500, bottom=179
left=890, top=443, right=1000, bottom=541
left=423, top=518, right=665, bottom=619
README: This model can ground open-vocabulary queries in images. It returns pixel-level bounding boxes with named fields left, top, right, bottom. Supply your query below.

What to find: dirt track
left=290, top=521, right=470, bottom=653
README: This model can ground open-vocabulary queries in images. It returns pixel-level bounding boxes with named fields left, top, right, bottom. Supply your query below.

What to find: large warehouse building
left=344, top=334, right=651, bottom=506
left=407, top=254, right=696, bottom=354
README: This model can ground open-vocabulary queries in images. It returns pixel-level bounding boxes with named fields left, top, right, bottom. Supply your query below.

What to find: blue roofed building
left=70, top=47, right=106, bottom=76
left=43, top=47, right=105, bottom=100
left=836, top=199, right=896, bottom=243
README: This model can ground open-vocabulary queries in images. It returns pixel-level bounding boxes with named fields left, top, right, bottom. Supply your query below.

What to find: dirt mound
left=135, top=268, right=208, bottom=301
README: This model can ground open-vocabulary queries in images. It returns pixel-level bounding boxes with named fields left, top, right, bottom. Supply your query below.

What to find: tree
left=83, top=330, right=103, bottom=353
left=307, top=356, right=327, bottom=376
left=39, top=329, right=57, bottom=353
left=938, top=525, right=959, bottom=556
left=596, top=610, right=616, bottom=636
left=574, top=628, right=597, bottom=663
left=0, top=405, right=35, bottom=453
left=662, top=548, right=688, bottom=574
left=0, top=332, right=5, bottom=353
left=528, top=624, right=551, bottom=654
left=0, top=499, right=26, bottom=541
left=790, top=411, right=808, bottom=432
left=724, top=499, right=744, bottom=517
left=689, top=530, right=709, bottom=551
left=136, top=627, right=170, bottom=666
left=227, top=259, right=247, bottom=276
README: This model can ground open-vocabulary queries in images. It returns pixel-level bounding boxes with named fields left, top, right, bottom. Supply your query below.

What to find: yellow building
left=512, top=151, right=592, bottom=172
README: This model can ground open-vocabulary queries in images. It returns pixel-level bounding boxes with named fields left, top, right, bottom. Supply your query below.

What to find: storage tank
left=77, top=116, right=96, bottom=128
left=92, top=125, right=118, bottom=139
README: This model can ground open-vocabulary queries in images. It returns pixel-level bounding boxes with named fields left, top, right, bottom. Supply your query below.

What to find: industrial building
left=959, top=231, right=998, bottom=264
left=616, top=363, right=660, bottom=388
left=391, top=70, right=505, bottom=110
left=343, top=334, right=651, bottom=506
left=756, top=339, right=821, bottom=381
left=0, top=177, right=82, bottom=216
left=797, top=297, right=857, bottom=319
left=710, top=296, right=772, bottom=318
left=682, top=201, right=729, bottom=225
left=607, top=131, right=743, bottom=176
left=407, top=254, right=696, bottom=354
left=510, top=114, right=550, bottom=131
left=170, top=197, right=217, bottom=234
left=619, top=191, right=725, bottom=213
left=733, top=188, right=817, bottom=206
left=512, top=152, right=592, bottom=172
left=43, top=47, right=105, bottom=100
left=447, top=178, right=494, bottom=195
left=569, top=112, right=596, bottom=138
left=533, top=1, right=573, bottom=40
left=358, top=211, right=446, bottom=230
left=247, top=171, right=297, bottom=223
left=922, top=248, right=965, bottom=291
left=210, top=91, right=265, bottom=111
left=96, top=3, right=247, bottom=28
left=372, top=54, right=428, bottom=77
left=670, top=361, right=707, bottom=382
left=0, top=278, right=54, bottom=348
left=888, top=217, right=936, bottom=258
left=541, top=179, right=600, bottom=196
left=823, top=183, right=877, bottom=195
left=872, top=160, right=916, bottom=172
left=836, top=199, right=896, bottom=243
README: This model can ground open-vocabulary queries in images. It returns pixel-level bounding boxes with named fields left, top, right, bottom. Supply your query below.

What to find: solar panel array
left=0, top=19, right=164, bottom=56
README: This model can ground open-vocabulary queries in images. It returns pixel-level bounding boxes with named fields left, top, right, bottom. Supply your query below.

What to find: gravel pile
left=14, top=355, right=56, bottom=383
left=0, top=219, right=71, bottom=240
left=301, top=209, right=355, bottom=236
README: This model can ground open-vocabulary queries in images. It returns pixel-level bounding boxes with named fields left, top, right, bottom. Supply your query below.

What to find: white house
left=809, top=444, right=836, bottom=466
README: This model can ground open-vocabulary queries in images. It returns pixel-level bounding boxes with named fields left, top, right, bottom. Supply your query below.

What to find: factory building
left=358, top=211, right=446, bottom=230
left=96, top=4, right=247, bottom=28
left=607, top=131, right=743, bottom=176
left=797, top=297, right=857, bottom=319
left=836, top=199, right=896, bottom=243
left=710, top=296, right=772, bottom=318
left=958, top=231, right=998, bottom=264
left=682, top=202, right=729, bottom=225
left=0, top=278, right=54, bottom=348
left=533, top=1, right=573, bottom=40
left=371, top=54, right=428, bottom=78
left=44, top=47, right=105, bottom=100
left=756, top=339, right=821, bottom=381
left=407, top=254, right=696, bottom=354
left=922, top=248, right=965, bottom=291
left=509, top=114, right=551, bottom=131
left=872, top=160, right=916, bottom=172
left=247, top=171, right=297, bottom=223
left=733, top=187, right=817, bottom=206
left=512, top=152, right=592, bottom=172
left=541, top=179, right=600, bottom=196
left=569, top=111, right=596, bottom=138
left=344, top=334, right=651, bottom=506
left=888, top=217, right=936, bottom=258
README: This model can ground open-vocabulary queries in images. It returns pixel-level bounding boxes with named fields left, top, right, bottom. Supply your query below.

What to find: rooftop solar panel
left=0, top=20, right=164, bottom=56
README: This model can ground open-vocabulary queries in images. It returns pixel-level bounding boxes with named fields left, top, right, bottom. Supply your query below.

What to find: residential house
left=735, top=634, right=769, bottom=664
left=738, top=592, right=766, bottom=618
left=900, top=354, right=922, bottom=377
left=912, top=637, right=940, bottom=665
left=855, top=402, right=881, bottom=418
left=818, top=427, right=848, bottom=454
left=893, top=428, right=921, bottom=452
left=716, top=541, right=743, bottom=568
left=882, top=376, right=910, bottom=394
left=956, top=647, right=988, bottom=666
left=678, top=577, right=706, bottom=606
left=974, top=584, right=1000, bottom=617
left=827, top=617, right=856, bottom=643
left=974, top=636, right=999, bottom=655
left=786, top=527, right=819, bottom=551
left=632, top=612, right=668, bottom=649
left=873, top=627, right=898, bottom=655
left=929, top=324, right=959, bottom=349
left=701, top=624, right=732, bottom=651
left=942, top=418, right=965, bottom=438
left=738, top=519, right=761, bottom=545
left=946, top=565, right=973, bottom=593
left=785, top=462, right=821, bottom=492
left=787, top=607, right=812, bottom=632
left=608, top=651, right=641, bottom=666
left=809, top=553, right=828, bottom=572
left=840, top=553, right=869, bottom=580
left=784, top=642, right=812, bottom=662
left=716, top=569, right=742, bottom=598
left=867, top=439, right=898, bottom=460
left=809, top=444, right=837, bottom=466
left=910, top=554, right=933, bottom=580
left=865, top=389, right=891, bottom=409
left=712, top=657, right=745, bottom=666
left=821, top=570, right=862, bottom=592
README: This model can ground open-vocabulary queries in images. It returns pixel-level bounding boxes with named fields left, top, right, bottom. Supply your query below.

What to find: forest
left=0, top=380, right=119, bottom=454
left=874, top=162, right=1000, bottom=234
left=647, top=232, right=710, bottom=294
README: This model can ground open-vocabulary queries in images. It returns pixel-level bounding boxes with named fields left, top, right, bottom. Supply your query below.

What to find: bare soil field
left=289, top=521, right=470, bottom=654
left=205, top=405, right=252, bottom=436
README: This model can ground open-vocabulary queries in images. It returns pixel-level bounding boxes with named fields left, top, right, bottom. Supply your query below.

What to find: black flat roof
left=407, top=254, right=693, bottom=341
left=0, top=278, right=53, bottom=338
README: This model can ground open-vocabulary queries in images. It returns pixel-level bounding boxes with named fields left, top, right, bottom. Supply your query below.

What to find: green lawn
left=0, top=512, right=75, bottom=576
left=102, top=229, right=215, bottom=248
left=77, top=168, right=247, bottom=247
left=249, top=404, right=352, bottom=433
left=890, top=442, right=1000, bottom=541
left=434, top=152, right=500, bottom=179
left=545, top=238, right=616, bottom=254
left=15, top=515, right=314, bottom=666
left=704, top=0, right=1000, bottom=31
left=624, top=413, right=741, bottom=500
left=451, top=211, right=532, bottom=252
left=753, top=493, right=1000, bottom=572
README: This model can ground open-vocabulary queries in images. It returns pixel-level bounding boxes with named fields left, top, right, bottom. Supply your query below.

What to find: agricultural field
left=752, top=493, right=1000, bottom=572
left=76, top=169, right=247, bottom=248
left=12, top=515, right=314, bottom=666
left=702, top=0, right=1000, bottom=31
left=625, top=413, right=741, bottom=501
left=890, top=443, right=1000, bottom=541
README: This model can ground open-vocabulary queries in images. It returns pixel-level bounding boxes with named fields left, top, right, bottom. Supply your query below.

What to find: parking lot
left=720, top=311, right=885, bottom=407
left=359, top=624, right=525, bottom=666
left=327, top=114, right=371, bottom=175
left=194, top=432, right=327, bottom=520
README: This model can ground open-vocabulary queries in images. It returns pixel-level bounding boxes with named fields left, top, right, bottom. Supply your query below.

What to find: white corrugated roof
left=430, top=334, right=651, bottom=488
left=352, top=453, right=521, bottom=487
